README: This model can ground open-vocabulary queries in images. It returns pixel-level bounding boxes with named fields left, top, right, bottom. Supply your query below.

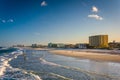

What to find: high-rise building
left=89, top=35, right=108, bottom=48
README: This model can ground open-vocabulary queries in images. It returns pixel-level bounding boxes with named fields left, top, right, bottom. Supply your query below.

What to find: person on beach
left=22, top=50, right=27, bottom=61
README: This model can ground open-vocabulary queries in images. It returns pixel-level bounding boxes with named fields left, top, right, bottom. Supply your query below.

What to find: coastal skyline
left=0, top=0, right=120, bottom=46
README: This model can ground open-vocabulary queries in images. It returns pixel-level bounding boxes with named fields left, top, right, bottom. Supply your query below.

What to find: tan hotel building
left=89, top=35, right=108, bottom=48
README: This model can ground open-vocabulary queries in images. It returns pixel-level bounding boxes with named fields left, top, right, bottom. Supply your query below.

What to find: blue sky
left=0, top=0, right=120, bottom=46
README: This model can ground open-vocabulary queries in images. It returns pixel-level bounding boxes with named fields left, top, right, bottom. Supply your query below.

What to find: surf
left=0, top=48, right=42, bottom=80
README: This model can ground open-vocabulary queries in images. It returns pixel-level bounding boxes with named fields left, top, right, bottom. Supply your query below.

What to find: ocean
left=0, top=48, right=41, bottom=80
left=0, top=48, right=120, bottom=80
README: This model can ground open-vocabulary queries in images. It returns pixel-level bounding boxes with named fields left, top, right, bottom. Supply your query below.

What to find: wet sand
left=49, top=50, right=120, bottom=62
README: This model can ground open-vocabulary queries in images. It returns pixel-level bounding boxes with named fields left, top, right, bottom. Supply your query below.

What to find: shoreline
left=21, top=47, right=48, bottom=50
left=49, top=49, right=120, bottom=62
left=20, top=47, right=120, bottom=62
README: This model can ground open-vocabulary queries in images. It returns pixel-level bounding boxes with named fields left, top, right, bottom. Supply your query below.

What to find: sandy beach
left=49, top=49, right=120, bottom=62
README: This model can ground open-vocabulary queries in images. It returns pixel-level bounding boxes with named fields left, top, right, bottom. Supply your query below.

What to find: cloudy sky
left=0, top=0, right=120, bottom=46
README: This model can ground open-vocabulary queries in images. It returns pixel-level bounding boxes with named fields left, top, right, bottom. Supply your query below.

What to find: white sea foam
left=0, top=47, right=8, bottom=50
left=50, top=73, right=73, bottom=80
left=40, top=58, right=60, bottom=66
left=0, top=49, right=42, bottom=80
left=30, top=72, right=42, bottom=80
left=0, top=52, right=15, bottom=77
left=0, top=57, right=5, bottom=62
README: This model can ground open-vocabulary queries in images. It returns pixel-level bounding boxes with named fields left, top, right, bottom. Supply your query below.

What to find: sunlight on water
left=8, top=49, right=120, bottom=80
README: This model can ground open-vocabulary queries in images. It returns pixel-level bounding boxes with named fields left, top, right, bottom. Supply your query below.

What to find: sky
left=0, top=0, right=120, bottom=46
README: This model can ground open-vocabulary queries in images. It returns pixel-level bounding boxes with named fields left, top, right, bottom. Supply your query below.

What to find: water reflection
left=45, top=51, right=120, bottom=78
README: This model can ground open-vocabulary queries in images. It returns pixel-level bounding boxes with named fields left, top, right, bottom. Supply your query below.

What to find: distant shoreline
left=21, top=47, right=120, bottom=62
left=21, top=47, right=48, bottom=50
left=49, top=49, right=120, bottom=62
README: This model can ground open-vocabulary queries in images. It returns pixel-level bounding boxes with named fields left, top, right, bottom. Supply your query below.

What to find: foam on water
left=0, top=49, right=42, bottom=80
left=40, top=58, right=61, bottom=66
left=0, top=56, right=10, bottom=76
left=50, top=73, right=73, bottom=80
left=39, top=53, right=120, bottom=80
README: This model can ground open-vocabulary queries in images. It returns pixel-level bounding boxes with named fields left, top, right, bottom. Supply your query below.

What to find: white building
left=76, top=43, right=87, bottom=49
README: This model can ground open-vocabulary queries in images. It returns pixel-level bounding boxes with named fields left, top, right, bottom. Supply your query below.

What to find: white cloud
left=88, top=14, right=103, bottom=20
left=92, top=6, right=98, bottom=13
left=41, top=1, right=47, bottom=7
left=0, top=18, right=14, bottom=23
left=88, top=6, right=103, bottom=21
left=8, top=19, right=14, bottom=22
left=1, top=20, right=6, bottom=23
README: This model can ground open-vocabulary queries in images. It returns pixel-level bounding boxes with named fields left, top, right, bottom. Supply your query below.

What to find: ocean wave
left=1, top=67, right=42, bottom=80
left=0, top=49, right=42, bottom=80
left=50, top=72, right=73, bottom=80
left=0, top=57, right=10, bottom=77
left=29, top=71, right=73, bottom=80
left=0, top=47, right=8, bottom=50
left=39, top=57, right=120, bottom=80
left=40, top=58, right=61, bottom=66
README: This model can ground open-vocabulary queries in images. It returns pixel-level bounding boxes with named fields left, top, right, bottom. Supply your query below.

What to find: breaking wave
left=0, top=48, right=42, bottom=80
left=40, top=58, right=61, bottom=66
left=39, top=55, right=119, bottom=80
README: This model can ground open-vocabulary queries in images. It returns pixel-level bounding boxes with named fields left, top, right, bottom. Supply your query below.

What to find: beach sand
left=49, top=50, right=120, bottom=62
